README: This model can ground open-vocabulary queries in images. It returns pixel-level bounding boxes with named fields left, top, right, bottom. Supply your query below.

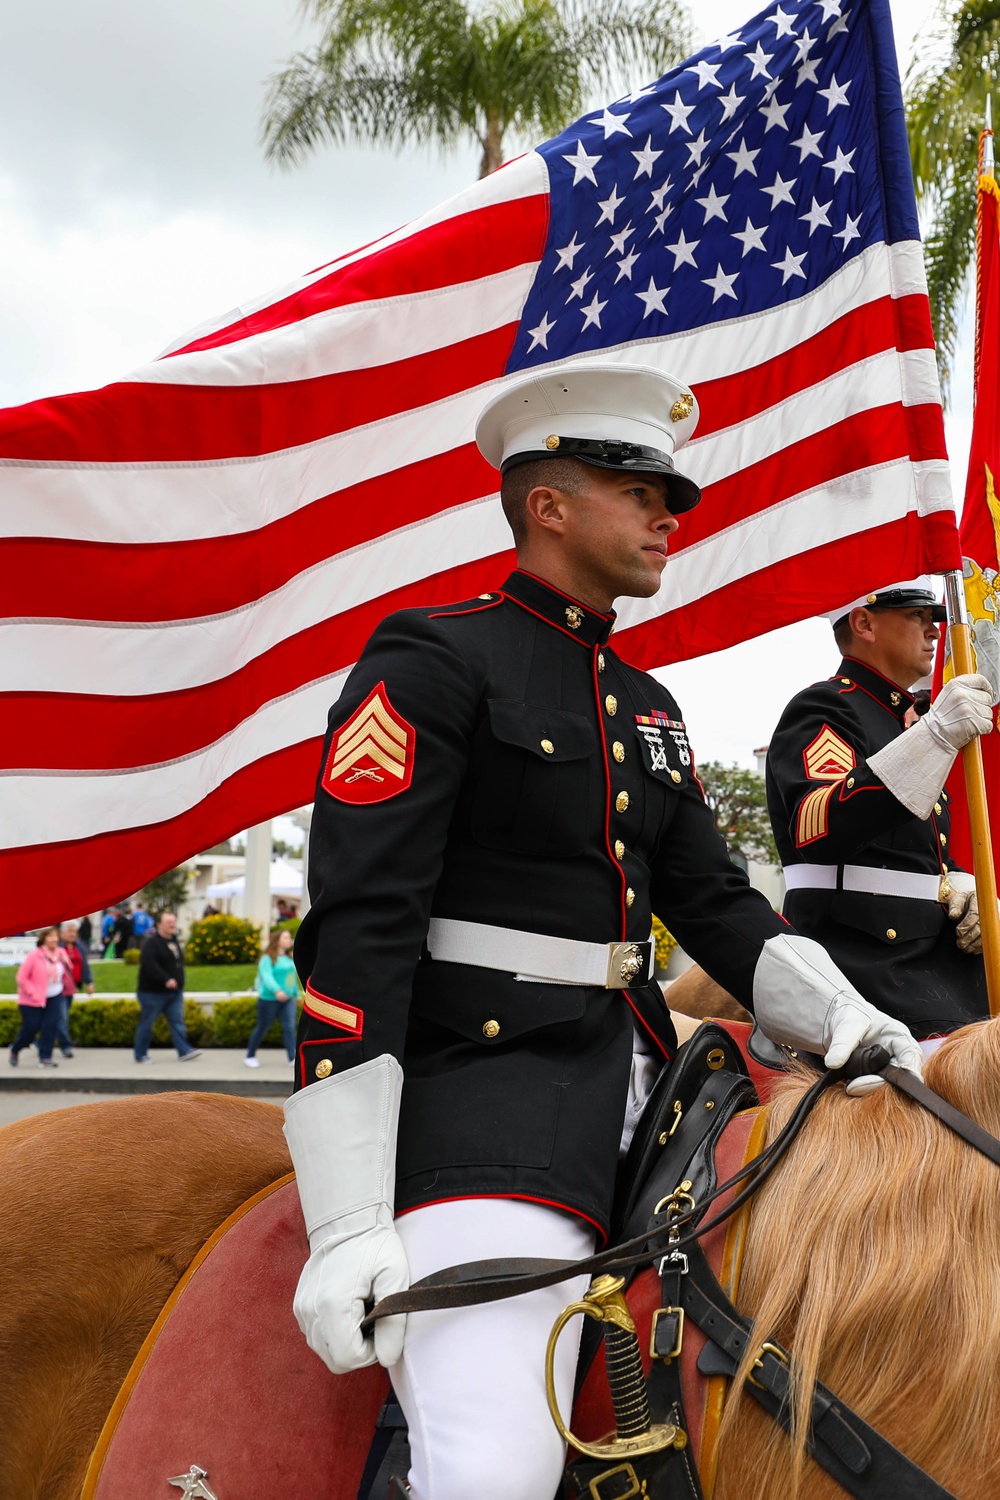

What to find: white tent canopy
left=206, top=857, right=303, bottom=901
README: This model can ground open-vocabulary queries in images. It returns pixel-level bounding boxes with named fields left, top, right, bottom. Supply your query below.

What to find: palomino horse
left=2, top=1022, right=999, bottom=1500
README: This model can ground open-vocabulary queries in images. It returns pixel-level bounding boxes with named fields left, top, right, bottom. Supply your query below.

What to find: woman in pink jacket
left=12, top=928, right=72, bottom=1067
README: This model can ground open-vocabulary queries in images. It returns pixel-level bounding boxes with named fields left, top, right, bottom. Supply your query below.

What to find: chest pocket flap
left=487, top=700, right=596, bottom=761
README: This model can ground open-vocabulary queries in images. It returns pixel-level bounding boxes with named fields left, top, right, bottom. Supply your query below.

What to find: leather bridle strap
left=883, top=1064, right=1000, bottom=1166
left=680, top=1237, right=959, bottom=1500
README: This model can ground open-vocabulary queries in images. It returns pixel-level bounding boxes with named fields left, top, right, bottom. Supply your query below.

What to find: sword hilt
left=545, top=1273, right=687, bottom=1461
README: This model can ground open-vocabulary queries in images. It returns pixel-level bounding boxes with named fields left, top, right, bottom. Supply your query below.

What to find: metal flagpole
left=941, top=96, right=1000, bottom=1018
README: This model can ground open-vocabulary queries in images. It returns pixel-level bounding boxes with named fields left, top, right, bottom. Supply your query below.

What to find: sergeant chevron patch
left=802, top=725, right=855, bottom=781
left=321, top=681, right=414, bottom=804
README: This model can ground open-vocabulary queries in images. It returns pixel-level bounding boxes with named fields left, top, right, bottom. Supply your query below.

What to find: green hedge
left=0, top=998, right=300, bottom=1048
left=185, top=914, right=262, bottom=965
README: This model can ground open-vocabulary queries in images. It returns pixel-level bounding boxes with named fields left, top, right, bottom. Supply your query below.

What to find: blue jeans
left=135, top=991, right=195, bottom=1060
left=246, top=997, right=297, bottom=1061
left=11, top=998, right=60, bottom=1061
left=55, top=995, right=74, bottom=1053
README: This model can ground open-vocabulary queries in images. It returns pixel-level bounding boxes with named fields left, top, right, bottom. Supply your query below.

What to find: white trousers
left=391, top=1198, right=596, bottom=1500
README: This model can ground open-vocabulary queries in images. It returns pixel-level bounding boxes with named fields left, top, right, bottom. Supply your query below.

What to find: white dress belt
left=425, top=918, right=655, bottom=989
left=783, top=863, right=945, bottom=902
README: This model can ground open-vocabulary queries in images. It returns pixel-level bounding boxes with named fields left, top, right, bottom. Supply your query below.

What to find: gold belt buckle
left=588, top=1463, right=642, bottom=1500
left=939, top=874, right=952, bottom=904
left=606, top=941, right=645, bottom=988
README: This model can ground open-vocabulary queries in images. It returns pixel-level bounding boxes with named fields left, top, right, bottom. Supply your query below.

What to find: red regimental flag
left=940, top=170, right=1000, bottom=868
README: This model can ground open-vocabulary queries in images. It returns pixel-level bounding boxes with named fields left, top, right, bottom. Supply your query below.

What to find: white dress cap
left=824, top=576, right=947, bottom=625
left=475, top=361, right=701, bottom=513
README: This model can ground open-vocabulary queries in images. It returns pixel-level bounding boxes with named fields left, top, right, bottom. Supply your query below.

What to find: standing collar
left=836, top=656, right=915, bottom=723
left=501, top=569, right=616, bottom=648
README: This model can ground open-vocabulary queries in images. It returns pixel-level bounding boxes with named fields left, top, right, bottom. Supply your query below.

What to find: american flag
left=0, top=0, right=960, bottom=932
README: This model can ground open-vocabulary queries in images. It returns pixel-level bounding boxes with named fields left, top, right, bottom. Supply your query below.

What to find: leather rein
left=361, top=1045, right=1000, bottom=1330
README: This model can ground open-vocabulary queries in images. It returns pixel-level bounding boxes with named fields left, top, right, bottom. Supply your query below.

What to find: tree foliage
left=135, top=866, right=191, bottom=918
left=262, top=0, right=693, bottom=179
left=697, top=761, right=779, bottom=867
left=904, top=0, right=1000, bottom=395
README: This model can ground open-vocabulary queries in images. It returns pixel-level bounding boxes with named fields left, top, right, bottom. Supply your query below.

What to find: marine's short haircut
left=833, top=606, right=884, bottom=654
left=499, top=456, right=593, bottom=545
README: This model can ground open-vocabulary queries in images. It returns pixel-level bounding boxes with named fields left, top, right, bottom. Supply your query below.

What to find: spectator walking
left=56, top=920, right=95, bottom=1058
left=245, top=929, right=300, bottom=1069
left=131, top=902, right=154, bottom=941
left=134, top=912, right=202, bottom=1064
left=112, top=906, right=134, bottom=957
left=11, top=928, right=72, bottom=1068
left=77, top=915, right=92, bottom=950
left=101, top=906, right=120, bottom=957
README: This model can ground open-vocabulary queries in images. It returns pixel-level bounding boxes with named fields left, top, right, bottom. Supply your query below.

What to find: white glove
left=945, top=871, right=982, bottom=954
left=868, top=674, right=993, bottom=820
left=753, top=934, right=923, bottom=1096
left=283, top=1053, right=409, bottom=1374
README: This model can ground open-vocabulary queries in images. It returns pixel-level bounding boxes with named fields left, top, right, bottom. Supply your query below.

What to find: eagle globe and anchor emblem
left=168, top=1465, right=219, bottom=1500
left=945, top=463, right=1000, bottom=704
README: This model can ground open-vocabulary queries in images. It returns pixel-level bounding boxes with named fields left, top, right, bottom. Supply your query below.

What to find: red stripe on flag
left=0, top=445, right=500, bottom=622
left=0, top=739, right=325, bottom=935
left=675, top=402, right=944, bottom=552
left=0, top=324, right=518, bottom=464
left=692, top=294, right=934, bottom=439
left=0, top=553, right=514, bottom=770
left=166, top=197, right=548, bottom=357
left=615, top=512, right=956, bottom=669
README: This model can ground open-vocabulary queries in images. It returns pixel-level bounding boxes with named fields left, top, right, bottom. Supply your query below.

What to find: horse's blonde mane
left=714, top=1018, right=1000, bottom=1500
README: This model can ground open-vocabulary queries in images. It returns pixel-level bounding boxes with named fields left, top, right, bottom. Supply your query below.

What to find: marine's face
left=559, top=464, right=680, bottom=603
left=856, top=605, right=940, bottom=687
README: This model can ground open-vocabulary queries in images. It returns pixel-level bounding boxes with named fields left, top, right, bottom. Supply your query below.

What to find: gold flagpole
left=942, top=96, right=1000, bottom=1018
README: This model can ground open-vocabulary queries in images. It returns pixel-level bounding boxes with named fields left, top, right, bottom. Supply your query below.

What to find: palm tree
left=905, top=0, right=1000, bottom=395
left=262, top=0, right=693, bottom=181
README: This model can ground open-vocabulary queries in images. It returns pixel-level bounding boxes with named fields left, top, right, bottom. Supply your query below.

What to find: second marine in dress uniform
left=767, top=580, right=993, bottom=1040
left=282, top=365, right=924, bottom=1500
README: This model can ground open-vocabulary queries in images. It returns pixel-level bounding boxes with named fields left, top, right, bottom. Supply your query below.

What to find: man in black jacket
left=767, top=579, right=992, bottom=1043
left=284, top=364, right=926, bottom=1500
left=134, top=912, right=202, bottom=1064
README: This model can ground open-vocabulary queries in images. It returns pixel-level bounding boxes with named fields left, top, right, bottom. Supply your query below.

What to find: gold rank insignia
left=321, top=682, right=414, bottom=805
left=803, top=725, right=855, bottom=781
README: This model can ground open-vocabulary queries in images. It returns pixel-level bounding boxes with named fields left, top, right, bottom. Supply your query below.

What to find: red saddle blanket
left=84, top=1028, right=777, bottom=1500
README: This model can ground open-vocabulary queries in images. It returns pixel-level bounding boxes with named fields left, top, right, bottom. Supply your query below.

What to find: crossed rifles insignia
left=321, top=682, right=415, bottom=805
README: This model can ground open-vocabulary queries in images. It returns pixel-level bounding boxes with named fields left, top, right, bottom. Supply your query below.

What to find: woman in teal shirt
left=244, top=928, right=300, bottom=1068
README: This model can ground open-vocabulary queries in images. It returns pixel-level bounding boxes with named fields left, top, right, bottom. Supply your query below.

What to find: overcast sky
left=0, top=0, right=968, bottom=796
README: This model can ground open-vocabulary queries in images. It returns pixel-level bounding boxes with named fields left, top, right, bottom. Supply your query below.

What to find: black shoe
left=8, top=1050, right=17, bottom=1067
left=61, top=1048, right=74, bottom=1058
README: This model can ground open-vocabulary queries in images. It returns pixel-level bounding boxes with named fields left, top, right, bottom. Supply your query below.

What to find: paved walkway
left=0, top=1047, right=294, bottom=1097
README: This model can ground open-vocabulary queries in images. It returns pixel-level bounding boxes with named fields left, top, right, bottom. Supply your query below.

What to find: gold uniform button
left=886, top=928, right=897, bottom=940
left=541, top=738, right=554, bottom=754
left=616, top=791, right=630, bottom=813
left=598, top=652, right=606, bottom=672
left=478, top=593, right=493, bottom=600
left=934, top=802, right=942, bottom=815
left=483, top=1019, right=500, bottom=1039
left=626, top=887, right=635, bottom=907
left=841, top=677, right=851, bottom=685
left=847, top=777, right=855, bottom=789
left=315, top=1058, right=333, bottom=1079
left=940, top=833, right=948, bottom=846
left=670, top=769, right=682, bottom=784
left=614, top=839, right=625, bottom=860
left=613, top=741, right=625, bottom=762
left=605, top=695, right=618, bottom=715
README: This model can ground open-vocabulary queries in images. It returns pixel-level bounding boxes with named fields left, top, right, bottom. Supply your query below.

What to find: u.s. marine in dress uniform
left=767, top=580, right=992, bottom=1045
left=282, top=365, right=924, bottom=1500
